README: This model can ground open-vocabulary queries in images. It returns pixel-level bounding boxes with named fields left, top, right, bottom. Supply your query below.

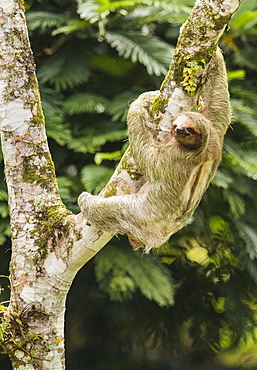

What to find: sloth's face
left=172, top=115, right=202, bottom=149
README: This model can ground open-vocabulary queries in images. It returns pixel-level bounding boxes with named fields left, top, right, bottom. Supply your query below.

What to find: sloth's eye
left=187, top=127, right=197, bottom=134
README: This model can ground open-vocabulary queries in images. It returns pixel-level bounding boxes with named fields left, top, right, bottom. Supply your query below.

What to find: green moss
left=0, top=306, right=49, bottom=367
left=120, top=149, right=143, bottom=181
left=32, top=205, right=73, bottom=249
left=104, top=185, right=117, bottom=198
left=161, top=45, right=218, bottom=96
left=151, top=95, right=168, bottom=117
left=22, top=152, right=58, bottom=191
left=160, top=68, right=172, bottom=91
left=30, top=115, right=43, bottom=126
left=181, top=61, right=204, bottom=96
left=102, top=149, right=144, bottom=197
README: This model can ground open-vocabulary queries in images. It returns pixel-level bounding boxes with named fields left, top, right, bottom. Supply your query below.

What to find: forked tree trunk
left=0, top=0, right=241, bottom=368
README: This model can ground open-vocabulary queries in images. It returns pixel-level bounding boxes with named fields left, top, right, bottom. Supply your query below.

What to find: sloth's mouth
left=175, top=131, right=190, bottom=138
left=174, top=126, right=190, bottom=137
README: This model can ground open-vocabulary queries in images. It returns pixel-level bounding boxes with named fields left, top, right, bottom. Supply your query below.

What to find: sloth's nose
left=176, top=127, right=185, bottom=134
left=175, top=126, right=189, bottom=139
left=175, top=127, right=187, bottom=136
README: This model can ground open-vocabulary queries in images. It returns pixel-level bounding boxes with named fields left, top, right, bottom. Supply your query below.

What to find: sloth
left=78, top=49, right=231, bottom=252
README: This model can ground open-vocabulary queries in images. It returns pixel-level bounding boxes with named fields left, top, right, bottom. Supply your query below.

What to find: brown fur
left=78, top=49, right=231, bottom=252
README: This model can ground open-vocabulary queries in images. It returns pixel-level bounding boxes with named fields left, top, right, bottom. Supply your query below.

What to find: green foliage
left=26, top=11, right=69, bottom=33
left=64, top=93, right=109, bottom=115
left=104, top=31, right=172, bottom=75
left=106, top=91, right=138, bottom=122
left=81, top=164, right=113, bottom=194
left=94, top=150, right=122, bottom=165
left=67, top=127, right=127, bottom=153
left=94, top=245, right=174, bottom=306
left=236, top=223, right=257, bottom=261
left=76, top=0, right=192, bottom=27
left=37, top=48, right=90, bottom=90
left=230, top=0, right=257, bottom=36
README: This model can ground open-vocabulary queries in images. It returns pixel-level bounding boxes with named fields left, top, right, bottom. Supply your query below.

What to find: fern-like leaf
left=212, top=168, right=233, bottom=189
left=94, top=151, right=122, bottom=165
left=68, top=128, right=127, bottom=153
left=77, top=0, right=137, bottom=23
left=81, top=165, right=113, bottom=194
left=26, top=11, right=68, bottom=33
left=224, top=141, right=257, bottom=180
left=64, top=93, right=109, bottom=115
left=94, top=245, right=174, bottom=306
left=231, top=99, right=257, bottom=137
left=40, top=87, right=64, bottom=118
left=104, top=31, right=172, bottom=75
left=236, top=222, right=257, bottom=260
left=52, top=20, right=89, bottom=36
left=125, top=2, right=191, bottom=25
left=37, top=48, right=90, bottom=90
left=223, top=191, right=246, bottom=219
left=46, top=120, right=73, bottom=147
left=107, top=91, right=139, bottom=122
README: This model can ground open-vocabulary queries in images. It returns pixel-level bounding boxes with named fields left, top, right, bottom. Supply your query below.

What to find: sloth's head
left=172, top=113, right=207, bottom=150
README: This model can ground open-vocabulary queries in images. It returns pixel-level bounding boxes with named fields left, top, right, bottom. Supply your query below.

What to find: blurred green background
left=1, top=0, right=257, bottom=368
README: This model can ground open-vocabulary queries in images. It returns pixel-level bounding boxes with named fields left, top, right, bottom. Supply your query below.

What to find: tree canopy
left=1, top=0, right=257, bottom=368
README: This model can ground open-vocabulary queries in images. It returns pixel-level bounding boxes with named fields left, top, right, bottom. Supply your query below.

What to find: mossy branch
left=161, top=0, right=241, bottom=97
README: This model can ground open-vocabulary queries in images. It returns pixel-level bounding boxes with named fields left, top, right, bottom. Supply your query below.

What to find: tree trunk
left=0, top=0, right=241, bottom=368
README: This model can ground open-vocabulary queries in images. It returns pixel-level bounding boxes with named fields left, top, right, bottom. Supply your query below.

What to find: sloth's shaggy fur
left=78, top=49, right=231, bottom=252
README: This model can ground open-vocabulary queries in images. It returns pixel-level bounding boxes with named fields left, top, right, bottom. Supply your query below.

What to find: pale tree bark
left=0, top=0, right=241, bottom=369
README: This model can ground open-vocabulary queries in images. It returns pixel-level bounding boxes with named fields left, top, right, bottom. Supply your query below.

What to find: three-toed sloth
left=78, top=49, right=231, bottom=252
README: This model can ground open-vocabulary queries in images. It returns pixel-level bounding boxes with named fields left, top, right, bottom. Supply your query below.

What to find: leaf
left=227, top=69, right=246, bottom=81
left=231, top=99, right=257, bottom=137
left=68, top=128, right=127, bottom=153
left=0, top=190, right=8, bottom=201
left=106, top=91, right=139, bottom=122
left=223, top=191, right=246, bottom=219
left=104, top=31, right=172, bottom=75
left=126, top=2, right=191, bottom=25
left=224, top=141, right=257, bottom=180
left=46, top=121, right=73, bottom=147
left=37, top=48, right=90, bottom=90
left=236, top=223, right=257, bottom=260
left=57, top=177, right=74, bottom=200
left=212, top=169, right=233, bottom=189
left=40, top=87, right=64, bottom=118
left=77, top=0, right=137, bottom=23
left=90, top=54, right=134, bottom=76
left=230, top=10, right=257, bottom=34
left=52, top=20, right=89, bottom=36
left=186, top=246, right=209, bottom=266
left=94, top=245, right=175, bottom=306
left=230, top=86, right=257, bottom=106
left=233, top=51, right=257, bottom=71
left=208, top=216, right=233, bottom=242
left=81, top=165, right=113, bottom=194
left=0, top=204, right=9, bottom=219
left=94, top=150, right=122, bottom=165
left=77, top=0, right=110, bottom=23
left=0, top=222, right=11, bottom=246
left=26, top=11, right=68, bottom=33
left=77, top=0, right=192, bottom=26
left=64, top=93, right=109, bottom=115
